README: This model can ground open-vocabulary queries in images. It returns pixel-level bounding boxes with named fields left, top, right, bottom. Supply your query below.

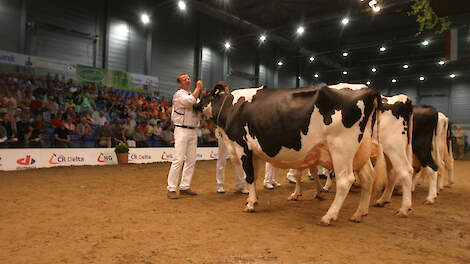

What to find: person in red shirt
left=30, top=98, right=43, bottom=115
left=33, top=114, right=46, bottom=133
left=50, top=114, right=62, bottom=128
left=136, top=121, right=148, bottom=134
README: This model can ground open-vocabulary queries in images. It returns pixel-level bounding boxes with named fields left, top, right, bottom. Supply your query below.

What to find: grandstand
left=0, top=71, right=217, bottom=148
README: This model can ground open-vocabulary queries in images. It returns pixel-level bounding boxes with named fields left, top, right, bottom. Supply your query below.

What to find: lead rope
left=216, top=94, right=228, bottom=127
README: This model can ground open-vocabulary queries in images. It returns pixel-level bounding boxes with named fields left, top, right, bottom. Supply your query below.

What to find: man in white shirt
left=93, top=111, right=108, bottom=126
left=167, top=73, right=203, bottom=199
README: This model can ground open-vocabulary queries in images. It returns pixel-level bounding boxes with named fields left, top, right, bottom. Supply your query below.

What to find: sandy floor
left=1, top=160, right=470, bottom=264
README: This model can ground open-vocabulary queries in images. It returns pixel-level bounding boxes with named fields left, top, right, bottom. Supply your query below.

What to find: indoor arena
left=1, top=0, right=470, bottom=263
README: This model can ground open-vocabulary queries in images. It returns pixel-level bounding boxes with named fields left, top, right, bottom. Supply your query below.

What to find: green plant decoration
left=114, top=143, right=129, bottom=154
left=408, top=0, right=451, bottom=35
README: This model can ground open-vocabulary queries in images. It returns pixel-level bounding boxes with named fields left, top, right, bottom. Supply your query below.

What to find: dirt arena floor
left=1, top=160, right=470, bottom=264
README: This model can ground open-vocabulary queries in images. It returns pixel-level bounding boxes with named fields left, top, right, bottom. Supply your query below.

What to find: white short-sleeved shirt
left=171, top=89, right=200, bottom=128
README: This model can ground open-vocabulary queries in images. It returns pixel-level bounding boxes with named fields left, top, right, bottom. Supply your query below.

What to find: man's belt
left=175, top=125, right=196, bottom=130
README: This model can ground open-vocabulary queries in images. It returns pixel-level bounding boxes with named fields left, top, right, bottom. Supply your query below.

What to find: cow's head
left=194, top=83, right=230, bottom=119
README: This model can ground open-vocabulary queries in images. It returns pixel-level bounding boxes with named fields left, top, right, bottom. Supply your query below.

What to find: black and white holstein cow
left=372, top=95, right=414, bottom=216
left=410, top=109, right=455, bottom=203
left=292, top=94, right=414, bottom=217
left=378, top=105, right=449, bottom=205
left=437, top=112, right=455, bottom=189
left=194, top=83, right=385, bottom=225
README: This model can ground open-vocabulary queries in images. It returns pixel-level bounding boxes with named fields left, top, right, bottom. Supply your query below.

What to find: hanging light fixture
left=369, top=0, right=381, bottom=12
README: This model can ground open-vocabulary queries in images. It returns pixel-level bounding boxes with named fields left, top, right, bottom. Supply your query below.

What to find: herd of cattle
left=194, top=83, right=454, bottom=225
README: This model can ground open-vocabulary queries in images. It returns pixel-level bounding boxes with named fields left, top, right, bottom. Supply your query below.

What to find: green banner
left=76, top=65, right=159, bottom=93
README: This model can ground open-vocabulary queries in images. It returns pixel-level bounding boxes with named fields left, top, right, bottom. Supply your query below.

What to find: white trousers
left=215, top=138, right=245, bottom=189
left=167, top=127, right=198, bottom=192
left=264, top=162, right=276, bottom=184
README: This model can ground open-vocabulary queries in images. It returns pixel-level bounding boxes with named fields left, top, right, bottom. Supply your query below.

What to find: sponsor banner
left=130, top=73, right=159, bottom=90
left=0, top=50, right=35, bottom=67
left=76, top=64, right=159, bottom=93
left=0, top=147, right=218, bottom=171
left=0, top=50, right=159, bottom=93
left=35, top=56, right=76, bottom=73
left=0, top=49, right=76, bottom=72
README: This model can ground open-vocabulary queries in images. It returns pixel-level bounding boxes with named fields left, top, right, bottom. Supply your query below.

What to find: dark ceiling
left=192, top=0, right=470, bottom=85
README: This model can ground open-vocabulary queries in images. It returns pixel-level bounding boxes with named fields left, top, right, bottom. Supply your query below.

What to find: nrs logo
left=210, top=151, right=218, bottom=159
left=97, top=153, right=113, bottom=163
left=161, top=152, right=173, bottom=161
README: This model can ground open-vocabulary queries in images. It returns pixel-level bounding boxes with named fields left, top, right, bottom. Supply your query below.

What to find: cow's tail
left=432, top=115, right=443, bottom=173
left=445, top=118, right=454, bottom=162
left=447, top=120, right=455, bottom=184
left=372, top=96, right=387, bottom=195
left=406, top=104, right=414, bottom=169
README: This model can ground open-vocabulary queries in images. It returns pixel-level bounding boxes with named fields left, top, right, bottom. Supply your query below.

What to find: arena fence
left=0, top=147, right=218, bottom=171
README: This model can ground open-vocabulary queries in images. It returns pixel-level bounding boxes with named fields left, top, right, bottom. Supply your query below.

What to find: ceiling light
left=366, top=81, right=371, bottom=85
left=309, top=56, right=315, bottom=61
left=372, top=5, right=381, bottom=12
left=342, top=52, right=349, bottom=57
left=371, top=67, right=377, bottom=72
left=140, top=14, right=150, bottom=24
left=419, top=76, right=425, bottom=81
left=224, top=42, right=231, bottom=49
left=115, top=24, right=130, bottom=36
left=422, top=40, right=430, bottom=46
left=379, top=46, right=386, bottom=52
left=314, top=74, right=319, bottom=78
left=277, top=61, right=283, bottom=66
left=343, top=71, right=348, bottom=75
left=450, top=73, right=456, bottom=78
left=392, top=78, right=397, bottom=83
left=341, top=17, right=350, bottom=25
left=296, top=26, right=305, bottom=35
left=178, top=0, right=186, bottom=11
left=403, top=64, right=409, bottom=69
left=259, top=34, right=267, bottom=42
left=438, top=60, right=446, bottom=65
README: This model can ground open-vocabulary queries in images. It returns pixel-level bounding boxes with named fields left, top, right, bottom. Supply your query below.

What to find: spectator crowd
left=0, top=71, right=217, bottom=148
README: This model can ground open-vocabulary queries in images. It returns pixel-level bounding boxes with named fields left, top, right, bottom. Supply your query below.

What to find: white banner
left=0, top=147, right=218, bottom=171
left=130, top=73, right=159, bottom=90
left=0, top=50, right=35, bottom=67
left=0, top=49, right=77, bottom=73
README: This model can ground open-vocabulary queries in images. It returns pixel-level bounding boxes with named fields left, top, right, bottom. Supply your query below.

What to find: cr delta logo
left=130, top=153, right=152, bottom=161
left=97, top=153, right=113, bottom=163
left=49, top=153, right=84, bottom=165
left=161, top=152, right=173, bottom=161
